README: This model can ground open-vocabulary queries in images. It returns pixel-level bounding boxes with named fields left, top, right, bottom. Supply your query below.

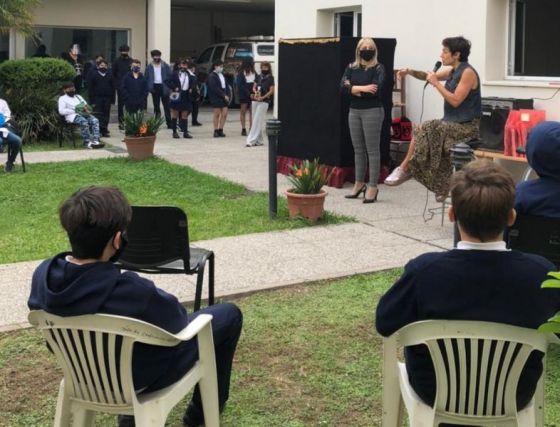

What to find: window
left=0, top=33, right=9, bottom=63
left=197, top=47, right=213, bottom=64
left=26, top=27, right=128, bottom=64
left=225, top=43, right=253, bottom=60
left=334, top=11, right=361, bottom=37
left=257, top=44, right=274, bottom=56
left=508, top=0, right=560, bottom=79
left=211, top=45, right=225, bottom=62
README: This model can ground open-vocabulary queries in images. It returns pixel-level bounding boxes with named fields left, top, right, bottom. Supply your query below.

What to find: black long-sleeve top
left=340, top=62, right=385, bottom=109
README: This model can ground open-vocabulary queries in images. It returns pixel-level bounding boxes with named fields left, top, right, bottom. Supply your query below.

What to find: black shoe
left=173, top=131, right=180, bottom=139
left=213, top=130, right=220, bottom=138
left=363, top=187, right=379, bottom=204
left=183, top=404, right=204, bottom=427
left=344, top=184, right=366, bottom=199
left=192, top=121, right=202, bottom=126
left=117, top=415, right=135, bottom=427
left=184, top=132, right=193, bottom=139
left=4, top=161, right=13, bottom=172
left=218, top=129, right=226, bottom=137
left=241, top=128, right=247, bottom=136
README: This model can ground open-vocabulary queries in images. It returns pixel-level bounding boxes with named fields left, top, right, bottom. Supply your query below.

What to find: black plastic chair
left=6, top=140, right=25, bottom=172
left=116, top=206, right=215, bottom=311
left=58, top=115, right=77, bottom=148
left=507, top=214, right=560, bottom=268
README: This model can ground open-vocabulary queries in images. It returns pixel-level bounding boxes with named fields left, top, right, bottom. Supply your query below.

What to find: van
left=195, top=36, right=275, bottom=105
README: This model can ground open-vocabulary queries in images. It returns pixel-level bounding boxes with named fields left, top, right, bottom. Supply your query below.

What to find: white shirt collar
left=456, top=241, right=509, bottom=251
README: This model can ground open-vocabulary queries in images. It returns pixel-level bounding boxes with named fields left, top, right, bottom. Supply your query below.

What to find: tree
left=0, top=0, right=41, bottom=38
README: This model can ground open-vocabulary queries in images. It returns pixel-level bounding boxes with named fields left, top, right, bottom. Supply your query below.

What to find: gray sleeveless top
left=443, top=62, right=482, bottom=123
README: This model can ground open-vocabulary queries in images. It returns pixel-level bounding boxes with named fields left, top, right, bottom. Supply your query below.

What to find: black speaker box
left=479, top=97, right=534, bottom=152
left=277, top=37, right=396, bottom=166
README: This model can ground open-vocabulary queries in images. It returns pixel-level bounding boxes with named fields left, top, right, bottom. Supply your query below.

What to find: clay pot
left=124, top=135, right=156, bottom=161
left=285, top=189, right=327, bottom=221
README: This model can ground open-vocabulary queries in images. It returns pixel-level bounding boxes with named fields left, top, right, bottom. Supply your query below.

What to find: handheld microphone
left=424, top=61, right=442, bottom=88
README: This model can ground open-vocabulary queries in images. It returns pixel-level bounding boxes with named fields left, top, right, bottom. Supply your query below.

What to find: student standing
left=246, top=61, right=274, bottom=147
left=87, top=59, right=115, bottom=138
left=188, top=60, right=202, bottom=126
left=121, top=59, right=149, bottom=114
left=112, top=45, right=133, bottom=129
left=236, top=59, right=256, bottom=136
left=166, top=59, right=195, bottom=139
left=207, top=60, right=230, bottom=138
left=145, top=49, right=173, bottom=129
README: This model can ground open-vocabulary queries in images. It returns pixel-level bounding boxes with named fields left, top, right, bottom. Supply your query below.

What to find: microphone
left=424, top=61, right=442, bottom=88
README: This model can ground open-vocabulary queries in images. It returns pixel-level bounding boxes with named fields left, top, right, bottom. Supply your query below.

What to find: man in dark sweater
left=112, top=45, right=133, bottom=129
left=87, top=59, right=115, bottom=137
left=376, top=160, right=559, bottom=413
left=121, top=59, right=149, bottom=114
left=28, top=186, right=243, bottom=427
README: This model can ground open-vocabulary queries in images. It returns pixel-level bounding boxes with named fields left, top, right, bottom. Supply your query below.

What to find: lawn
left=0, top=157, right=350, bottom=264
left=3, top=271, right=560, bottom=426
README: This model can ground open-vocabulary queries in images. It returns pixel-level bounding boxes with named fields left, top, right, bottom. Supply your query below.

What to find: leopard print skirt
left=409, top=119, right=480, bottom=199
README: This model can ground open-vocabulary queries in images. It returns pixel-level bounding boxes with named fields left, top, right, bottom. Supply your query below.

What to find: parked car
left=195, top=36, right=275, bottom=105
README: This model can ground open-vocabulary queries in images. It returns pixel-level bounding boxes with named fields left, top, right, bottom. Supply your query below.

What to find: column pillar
left=147, top=0, right=171, bottom=62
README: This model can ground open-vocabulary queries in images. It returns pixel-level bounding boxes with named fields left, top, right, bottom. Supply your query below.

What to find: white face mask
left=215, top=66, right=223, bottom=74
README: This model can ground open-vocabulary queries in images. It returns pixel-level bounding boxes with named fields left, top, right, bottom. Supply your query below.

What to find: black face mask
left=180, top=68, right=188, bottom=72
left=109, top=231, right=128, bottom=263
left=153, top=57, right=161, bottom=63
left=359, top=49, right=376, bottom=61
left=261, top=69, right=270, bottom=75
left=98, top=67, right=107, bottom=72
left=66, top=90, right=76, bottom=97
left=121, top=52, right=129, bottom=57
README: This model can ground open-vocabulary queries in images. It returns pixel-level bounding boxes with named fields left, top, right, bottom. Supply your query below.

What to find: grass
left=22, top=140, right=88, bottom=152
left=3, top=271, right=560, bottom=426
left=0, top=157, right=351, bottom=264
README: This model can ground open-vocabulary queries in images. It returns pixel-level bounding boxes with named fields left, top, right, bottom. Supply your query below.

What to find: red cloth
left=277, top=155, right=389, bottom=189
left=504, top=109, right=546, bottom=158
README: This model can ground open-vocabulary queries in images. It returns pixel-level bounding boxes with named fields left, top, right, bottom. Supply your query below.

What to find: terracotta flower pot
left=124, top=135, right=156, bottom=161
left=285, top=189, right=327, bottom=221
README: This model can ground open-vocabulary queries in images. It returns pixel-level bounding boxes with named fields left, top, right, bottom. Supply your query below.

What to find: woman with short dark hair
left=385, top=36, right=482, bottom=201
left=207, top=59, right=230, bottom=137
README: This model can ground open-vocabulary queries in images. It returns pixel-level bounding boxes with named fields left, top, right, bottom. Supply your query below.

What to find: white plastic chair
left=381, top=320, right=554, bottom=427
left=28, top=310, right=220, bottom=427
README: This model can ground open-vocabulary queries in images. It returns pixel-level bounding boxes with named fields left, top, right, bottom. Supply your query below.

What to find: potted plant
left=538, top=271, right=560, bottom=332
left=123, top=111, right=165, bottom=161
left=285, top=158, right=331, bottom=221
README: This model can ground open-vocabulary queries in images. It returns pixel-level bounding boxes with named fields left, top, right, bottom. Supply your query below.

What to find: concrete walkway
left=0, top=109, right=453, bottom=331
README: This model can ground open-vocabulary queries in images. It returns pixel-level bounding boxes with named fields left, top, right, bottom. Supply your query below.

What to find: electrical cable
left=532, top=87, right=560, bottom=101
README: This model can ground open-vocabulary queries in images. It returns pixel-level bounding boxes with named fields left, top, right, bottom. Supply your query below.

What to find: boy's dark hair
left=62, top=81, right=75, bottom=90
left=212, top=59, right=224, bottom=67
left=150, top=49, right=161, bottom=57
left=131, top=58, right=141, bottom=65
left=442, top=36, right=471, bottom=62
left=450, top=160, right=515, bottom=242
left=119, top=44, right=130, bottom=52
left=97, top=59, right=108, bottom=66
left=59, top=186, right=132, bottom=259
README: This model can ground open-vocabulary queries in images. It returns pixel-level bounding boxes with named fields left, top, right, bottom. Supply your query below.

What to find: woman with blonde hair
left=340, top=38, right=386, bottom=203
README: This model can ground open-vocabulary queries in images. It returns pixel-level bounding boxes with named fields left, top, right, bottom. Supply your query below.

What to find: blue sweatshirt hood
left=527, top=121, right=560, bottom=181
left=28, top=253, right=120, bottom=316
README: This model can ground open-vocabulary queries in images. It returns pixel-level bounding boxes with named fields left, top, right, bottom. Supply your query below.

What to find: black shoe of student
left=173, top=131, right=180, bottom=139
left=218, top=129, right=226, bottom=137
left=117, top=415, right=135, bottom=427
left=241, top=128, right=247, bottom=136
left=4, top=161, right=13, bottom=172
left=213, top=130, right=220, bottom=138
left=184, top=132, right=193, bottom=139
left=192, top=121, right=202, bottom=126
left=182, top=405, right=204, bottom=427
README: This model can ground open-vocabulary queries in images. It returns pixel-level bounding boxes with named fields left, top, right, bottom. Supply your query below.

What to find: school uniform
left=207, top=71, right=229, bottom=108
left=87, top=68, right=116, bottom=135
left=120, top=72, right=149, bottom=114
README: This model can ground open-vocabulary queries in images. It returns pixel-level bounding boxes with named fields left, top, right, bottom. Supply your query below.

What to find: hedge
left=0, top=58, right=76, bottom=142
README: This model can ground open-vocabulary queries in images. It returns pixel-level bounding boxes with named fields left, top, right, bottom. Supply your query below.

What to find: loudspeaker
left=479, top=97, right=534, bottom=151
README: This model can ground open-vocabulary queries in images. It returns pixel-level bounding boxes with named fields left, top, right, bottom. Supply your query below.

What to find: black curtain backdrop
left=278, top=37, right=396, bottom=168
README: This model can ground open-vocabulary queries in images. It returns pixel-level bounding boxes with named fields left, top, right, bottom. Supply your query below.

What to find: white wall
left=275, top=0, right=560, bottom=121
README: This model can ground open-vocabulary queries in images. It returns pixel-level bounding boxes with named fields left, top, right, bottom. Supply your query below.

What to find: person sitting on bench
left=0, top=97, right=22, bottom=172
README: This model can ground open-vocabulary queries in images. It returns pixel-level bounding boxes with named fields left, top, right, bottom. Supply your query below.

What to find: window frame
left=333, top=9, right=362, bottom=37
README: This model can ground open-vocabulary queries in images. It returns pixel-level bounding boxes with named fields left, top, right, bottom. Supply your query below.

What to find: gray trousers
left=348, top=107, right=384, bottom=185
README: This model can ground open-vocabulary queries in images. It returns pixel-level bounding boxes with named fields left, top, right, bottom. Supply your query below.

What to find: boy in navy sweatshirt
left=28, top=186, right=243, bottom=427
left=376, top=160, right=560, bottom=414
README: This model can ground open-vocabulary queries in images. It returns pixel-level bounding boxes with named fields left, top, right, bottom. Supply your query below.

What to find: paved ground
left=0, top=108, right=454, bottom=331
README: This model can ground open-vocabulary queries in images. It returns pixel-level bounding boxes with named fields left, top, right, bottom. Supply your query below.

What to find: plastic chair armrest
left=172, top=314, right=213, bottom=341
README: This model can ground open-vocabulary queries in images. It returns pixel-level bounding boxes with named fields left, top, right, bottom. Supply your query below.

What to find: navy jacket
left=207, top=71, right=228, bottom=105
left=28, top=253, right=197, bottom=391
left=120, top=73, right=149, bottom=108
left=376, top=249, right=559, bottom=409
left=112, top=55, right=133, bottom=85
left=87, top=69, right=116, bottom=103
left=145, top=61, right=173, bottom=96
left=165, top=70, right=196, bottom=94
left=515, top=121, right=560, bottom=218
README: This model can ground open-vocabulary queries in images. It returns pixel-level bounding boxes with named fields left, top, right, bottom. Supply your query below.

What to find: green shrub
left=0, top=58, right=76, bottom=142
